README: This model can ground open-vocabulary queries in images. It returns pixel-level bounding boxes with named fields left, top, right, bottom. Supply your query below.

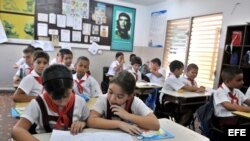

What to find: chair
left=101, top=66, right=110, bottom=94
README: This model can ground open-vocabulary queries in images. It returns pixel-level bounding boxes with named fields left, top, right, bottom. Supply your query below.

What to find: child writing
left=13, top=48, right=34, bottom=85
left=128, top=56, right=142, bottom=81
left=213, top=67, right=250, bottom=130
left=13, top=51, right=49, bottom=102
left=12, top=65, right=90, bottom=140
left=181, top=63, right=205, bottom=92
left=87, top=70, right=159, bottom=135
left=107, top=52, right=126, bottom=77
left=73, top=56, right=102, bottom=99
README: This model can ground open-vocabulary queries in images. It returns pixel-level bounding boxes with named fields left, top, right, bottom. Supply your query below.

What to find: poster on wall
left=111, top=6, right=135, bottom=52
left=0, top=12, right=34, bottom=39
left=0, top=0, right=35, bottom=15
left=62, top=0, right=89, bottom=19
left=148, top=10, right=167, bottom=48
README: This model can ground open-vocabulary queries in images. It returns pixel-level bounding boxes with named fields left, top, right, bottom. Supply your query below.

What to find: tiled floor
left=0, top=92, right=18, bottom=141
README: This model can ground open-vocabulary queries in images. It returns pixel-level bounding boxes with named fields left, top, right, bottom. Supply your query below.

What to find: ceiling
left=117, top=0, right=167, bottom=6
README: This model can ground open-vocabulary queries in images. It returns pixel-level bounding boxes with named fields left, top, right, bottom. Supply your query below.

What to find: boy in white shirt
left=107, top=52, right=126, bottom=77
left=13, top=51, right=49, bottom=102
left=12, top=65, right=89, bottom=140
left=128, top=56, right=142, bottom=81
left=49, top=49, right=63, bottom=65
left=87, top=71, right=159, bottom=135
left=61, top=49, right=75, bottom=72
left=213, top=67, right=250, bottom=130
left=73, top=56, right=102, bottom=100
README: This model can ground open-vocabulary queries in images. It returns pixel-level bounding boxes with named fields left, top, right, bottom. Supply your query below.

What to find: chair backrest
left=101, top=66, right=110, bottom=94
left=103, top=66, right=109, bottom=80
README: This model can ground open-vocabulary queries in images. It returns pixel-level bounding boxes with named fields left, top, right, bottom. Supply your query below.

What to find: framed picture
left=0, top=12, right=34, bottom=39
left=111, top=6, right=135, bottom=52
left=0, top=0, right=35, bottom=15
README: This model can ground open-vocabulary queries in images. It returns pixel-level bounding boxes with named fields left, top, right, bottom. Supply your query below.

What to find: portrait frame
left=111, top=6, right=136, bottom=52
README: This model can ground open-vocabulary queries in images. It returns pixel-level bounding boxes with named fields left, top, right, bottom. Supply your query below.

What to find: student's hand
left=110, top=105, right=130, bottom=121
left=118, top=122, right=142, bottom=135
left=196, top=87, right=205, bottom=93
left=70, top=121, right=86, bottom=135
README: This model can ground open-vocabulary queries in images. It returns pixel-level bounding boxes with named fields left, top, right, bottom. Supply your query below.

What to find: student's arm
left=222, top=101, right=250, bottom=112
left=150, top=69, right=162, bottom=77
left=182, top=85, right=205, bottom=93
left=12, top=118, right=38, bottom=141
left=114, top=60, right=125, bottom=71
left=244, top=99, right=250, bottom=107
left=87, top=110, right=142, bottom=135
left=13, top=88, right=36, bottom=102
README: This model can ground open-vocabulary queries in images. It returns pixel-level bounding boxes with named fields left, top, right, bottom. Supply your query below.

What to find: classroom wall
left=147, top=0, right=250, bottom=87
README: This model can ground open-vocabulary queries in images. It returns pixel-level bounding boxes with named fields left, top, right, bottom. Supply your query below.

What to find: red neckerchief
left=187, top=78, right=195, bottom=86
left=133, top=72, right=138, bottom=81
left=220, top=85, right=239, bottom=104
left=43, top=92, right=75, bottom=129
left=34, top=76, right=42, bottom=85
left=75, top=74, right=89, bottom=93
left=28, top=67, right=33, bottom=74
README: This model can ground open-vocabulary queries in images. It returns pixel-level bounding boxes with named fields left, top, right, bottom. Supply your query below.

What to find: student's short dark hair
left=76, top=56, right=89, bottom=64
left=131, top=56, right=142, bottom=66
left=34, top=47, right=43, bottom=51
left=115, top=52, right=124, bottom=58
left=221, top=67, right=243, bottom=82
left=151, top=58, right=161, bottom=66
left=110, top=70, right=135, bottom=95
left=33, top=51, right=49, bottom=62
left=169, top=60, right=184, bottom=72
left=129, top=54, right=136, bottom=62
left=42, top=64, right=73, bottom=100
left=60, top=49, right=73, bottom=59
left=23, top=47, right=34, bottom=54
left=187, top=63, right=199, bottom=72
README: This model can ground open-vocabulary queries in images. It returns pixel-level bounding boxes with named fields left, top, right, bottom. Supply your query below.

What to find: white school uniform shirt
left=159, top=73, right=185, bottom=104
left=92, top=94, right=153, bottom=118
left=15, top=63, right=32, bottom=78
left=15, top=57, right=25, bottom=66
left=246, top=87, right=250, bottom=98
left=21, top=94, right=89, bottom=134
left=146, top=67, right=166, bottom=86
left=107, top=60, right=126, bottom=76
left=73, top=73, right=102, bottom=98
left=128, top=67, right=142, bottom=82
left=181, top=75, right=198, bottom=87
left=213, top=83, right=248, bottom=117
left=18, top=70, right=43, bottom=96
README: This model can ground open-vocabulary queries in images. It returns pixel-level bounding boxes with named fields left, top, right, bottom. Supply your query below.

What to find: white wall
left=147, top=0, right=250, bottom=87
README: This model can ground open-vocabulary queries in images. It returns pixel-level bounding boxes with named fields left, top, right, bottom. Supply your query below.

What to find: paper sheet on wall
left=66, top=16, right=74, bottom=27
left=82, top=23, right=91, bottom=35
left=148, top=10, right=167, bottom=48
left=88, top=42, right=99, bottom=55
left=72, top=31, right=81, bottom=42
left=37, top=23, right=48, bottom=36
left=38, top=13, right=48, bottom=22
left=49, top=13, right=56, bottom=24
left=49, top=29, right=58, bottom=35
left=61, top=29, right=70, bottom=42
left=73, top=16, right=82, bottom=30
left=0, top=20, right=8, bottom=43
left=50, top=130, right=133, bottom=141
left=57, top=15, right=66, bottom=28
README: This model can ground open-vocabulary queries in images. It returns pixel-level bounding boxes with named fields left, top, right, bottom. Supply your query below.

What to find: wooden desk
left=135, top=82, right=162, bottom=96
left=232, top=111, right=250, bottom=119
left=32, top=118, right=209, bottom=141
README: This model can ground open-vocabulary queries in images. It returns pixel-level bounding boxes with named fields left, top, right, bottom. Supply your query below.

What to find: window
left=163, top=14, right=223, bottom=88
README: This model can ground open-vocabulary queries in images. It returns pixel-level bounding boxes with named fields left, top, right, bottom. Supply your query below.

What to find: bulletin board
left=0, top=0, right=136, bottom=51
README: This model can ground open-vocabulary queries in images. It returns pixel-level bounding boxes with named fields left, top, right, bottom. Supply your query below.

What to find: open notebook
left=137, top=128, right=174, bottom=140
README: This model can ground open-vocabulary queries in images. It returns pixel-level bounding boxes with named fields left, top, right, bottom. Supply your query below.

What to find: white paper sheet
left=37, top=23, right=48, bottom=36
left=60, top=29, right=70, bottom=42
left=72, top=31, right=81, bottom=42
left=50, top=130, right=133, bottom=141
left=88, top=42, right=99, bottom=55
left=82, top=23, right=91, bottom=35
left=49, top=13, right=56, bottom=24
left=0, top=20, right=8, bottom=43
left=48, top=29, right=58, bottom=35
left=38, top=13, right=48, bottom=22
left=57, top=15, right=66, bottom=28
left=73, top=16, right=82, bottom=30
left=66, top=15, right=74, bottom=27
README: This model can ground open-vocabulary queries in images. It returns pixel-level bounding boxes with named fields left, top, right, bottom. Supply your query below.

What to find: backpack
left=195, top=94, right=214, bottom=137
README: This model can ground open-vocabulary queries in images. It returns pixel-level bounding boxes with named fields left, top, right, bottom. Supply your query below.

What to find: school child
left=126, top=53, right=136, bottom=70
left=160, top=60, right=204, bottom=126
left=61, top=49, right=75, bottom=71
left=213, top=67, right=250, bottom=130
left=13, top=48, right=35, bottom=85
left=87, top=71, right=160, bottom=135
left=181, top=63, right=205, bottom=92
left=73, top=56, right=102, bottom=100
left=107, top=52, right=127, bottom=77
left=128, top=56, right=142, bottom=81
left=49, top=49, right=63, bottom=65
left=13, top=51, right=49, bottom=102
left=145, top=58, right=166, bottom=110
left=11, top=65, right=90, bottom=140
